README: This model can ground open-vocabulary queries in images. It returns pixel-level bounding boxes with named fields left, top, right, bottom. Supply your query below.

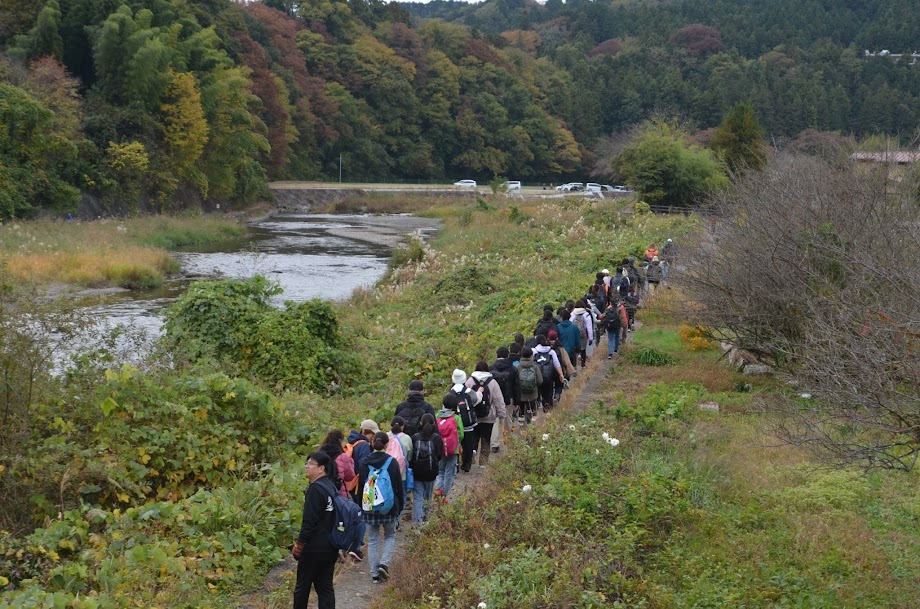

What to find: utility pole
left=339, top=154, right=342, bottom=183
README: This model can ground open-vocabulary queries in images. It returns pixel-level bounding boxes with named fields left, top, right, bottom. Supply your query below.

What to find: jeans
left=460, top=427, right=478, bottom=471
left=293, top=550, right=337, bottom=609
left=366, top=519, right=397, bottom=576
left=662, top=261, right=670, bottom=279
left=412, top=479, right=435, bottom=523
left=435, top=454, right=458, bottom=496
left=607, top=328, right=620, bottom=355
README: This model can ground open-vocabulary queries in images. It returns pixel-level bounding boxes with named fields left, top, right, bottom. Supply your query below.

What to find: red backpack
left=437, top=415, right=459, bottom=457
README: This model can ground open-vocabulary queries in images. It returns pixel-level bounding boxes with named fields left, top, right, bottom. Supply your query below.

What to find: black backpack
left=411, top=434, right=438, bottom=478
left=450, top=388, right=477, bottom=428
left=400, top=403, right=426, bottom=437
left=469, top=377, right=491, bottom=418
left=490, top=366, right=512, bottom=405
left=605, top=310, right=621, bottom=332
left=534, top=351, right=554, bottom=382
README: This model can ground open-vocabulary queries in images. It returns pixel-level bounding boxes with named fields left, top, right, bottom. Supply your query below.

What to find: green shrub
left=616, top=382, right=707, bottom=435
left=627, top=347, right=676, bottom=366
left=162, top=276, right=353, bottom=392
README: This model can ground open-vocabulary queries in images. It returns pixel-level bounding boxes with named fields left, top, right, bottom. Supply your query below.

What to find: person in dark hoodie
left=292, top=451, right=339, bottom=609
left=346, top=421, right=375, bottom=484
left=394, top=380, right=435, bottom=437
left=490, top=346, right=520, bottom=452
left=533, top=308, right=557, bottom=342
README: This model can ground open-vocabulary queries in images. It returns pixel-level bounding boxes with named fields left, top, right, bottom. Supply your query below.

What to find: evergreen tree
left=710, top=101, right=767, bottom=174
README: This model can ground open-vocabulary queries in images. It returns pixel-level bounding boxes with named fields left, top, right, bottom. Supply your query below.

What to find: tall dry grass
left=0, top=216, right=241, bottom=287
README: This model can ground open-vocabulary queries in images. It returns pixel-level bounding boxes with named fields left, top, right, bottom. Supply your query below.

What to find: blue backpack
left=330, top=492, right=364, bottom=552
left=362, top=456, right=395, bottom=513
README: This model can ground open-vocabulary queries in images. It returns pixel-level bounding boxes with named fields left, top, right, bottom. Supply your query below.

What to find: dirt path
left=241, top=323, right=641, bottom=609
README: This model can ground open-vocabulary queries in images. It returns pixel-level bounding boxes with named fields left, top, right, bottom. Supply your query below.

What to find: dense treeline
left=3, top=0, right=920, bottom=219
left=0, top=0, right=582, bottom=219
left=407, top=0, right=920, bottom=144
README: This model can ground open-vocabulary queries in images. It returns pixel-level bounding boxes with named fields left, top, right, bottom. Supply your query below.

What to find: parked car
left=585, top=183, right=602, bottom=192
left=601, top=184, right=632, bottom=193
left=454, top=179, right=477, bottom=187
left=501, top=180, right=522, bottom=191
left=555, top=182, right=584, bottom=191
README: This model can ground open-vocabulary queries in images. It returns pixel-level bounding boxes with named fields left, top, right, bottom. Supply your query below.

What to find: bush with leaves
left=162, top=275, right=353, bottom=392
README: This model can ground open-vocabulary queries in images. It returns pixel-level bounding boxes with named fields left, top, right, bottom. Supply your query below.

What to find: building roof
left=850, top=151, right=920, bottom=164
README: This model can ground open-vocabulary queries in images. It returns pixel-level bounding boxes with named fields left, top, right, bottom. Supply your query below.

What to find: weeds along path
left=239, top=323, right=638, bottom=609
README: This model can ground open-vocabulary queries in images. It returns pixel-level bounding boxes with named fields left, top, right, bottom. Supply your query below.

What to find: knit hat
left=452, top=369, right=467, bottom=385
left=409, top=379, right=424, bottom=391
left=360, top=419, right=380, bottom=433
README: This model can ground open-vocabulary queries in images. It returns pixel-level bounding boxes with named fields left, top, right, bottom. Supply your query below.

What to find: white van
left=502, top=180, right=522, bottom=191
left=585, top=183, right=602, bottom=192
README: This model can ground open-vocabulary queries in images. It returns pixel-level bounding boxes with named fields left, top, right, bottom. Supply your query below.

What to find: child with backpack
left=358, top=432, right=404, bottom=584
left=435, top=393, right=464, bottom=500
left=409, top=413, right=443, bottom=523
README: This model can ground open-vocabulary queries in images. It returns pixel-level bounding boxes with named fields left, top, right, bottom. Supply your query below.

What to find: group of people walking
left=291, top=241, right=675, bottom=608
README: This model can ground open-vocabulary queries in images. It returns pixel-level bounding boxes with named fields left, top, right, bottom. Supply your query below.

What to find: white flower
left=568, top=425, right=576, bottom=431
left=521, top=484, right=532, bottom=493
left=542, top=433, right=550, bottom=441
left=595, top=449, right=600, bottom=454
left=602, top=432, right=609, bottom=440
left=483, top=543, right=490, bottom=550
left=800, top=393, right=812, bottom=399
left=478, top=603, right=488, bottom=609
left=608, top=437, right=620, bottom=447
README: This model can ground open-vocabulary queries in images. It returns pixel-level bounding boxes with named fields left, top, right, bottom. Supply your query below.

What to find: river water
left=73, top=213, right=438, bottom=361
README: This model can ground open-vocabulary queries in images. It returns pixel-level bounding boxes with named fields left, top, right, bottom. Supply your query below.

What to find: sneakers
left=348, top=550, right=363, bottom=562
left=491, top=446, right=500, bottom=453
left=608, top=354, right=613, bottom=360
left=377, top=564, right=389, bottom=581
left=372, top=575, right=381, bottom=584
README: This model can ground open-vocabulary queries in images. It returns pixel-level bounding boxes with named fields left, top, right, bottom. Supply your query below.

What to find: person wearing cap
left=449, top=369, right=482, bottom=473
left=345, top=420, right=376, bottom=476
left=660, top=238, right=676, bottom=281
left=394, top=380, right=435, bottom=437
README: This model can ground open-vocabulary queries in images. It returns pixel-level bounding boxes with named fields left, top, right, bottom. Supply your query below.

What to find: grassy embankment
left=0, top=215, right=246, bottom=289
left=374, top=288, right=920, bottom=609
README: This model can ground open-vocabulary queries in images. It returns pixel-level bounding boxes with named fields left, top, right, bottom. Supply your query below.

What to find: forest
left=2, top=0, right=920, bottom=217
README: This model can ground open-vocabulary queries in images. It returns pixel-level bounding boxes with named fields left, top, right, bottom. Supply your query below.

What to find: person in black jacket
left=293, top=451, right=339, bottom=609
left=533, top=307, right=557, bottom=341
left=490, top=346, right=520, bottom=452
left=393, top=380, right=435, bottom=437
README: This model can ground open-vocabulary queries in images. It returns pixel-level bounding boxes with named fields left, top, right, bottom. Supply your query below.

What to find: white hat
left=601, top=268, right=610, bottom=274
left=667, top=238, right=672, bottom=243
left=360, top=419, right=380, bottom=433
left=452, top=369, right=467, bottom=384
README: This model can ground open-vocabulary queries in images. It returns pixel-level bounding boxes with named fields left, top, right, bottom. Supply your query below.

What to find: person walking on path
left=358, top=432, right=404, bottom=584
left=319, top=430, right=356, bottom=499
left=465, top=361, right=506, bottom=468
left=556, top=310, right=580, bottom=366
left=449, top=369, right=482, bottom=473
left=533, top=335, right=564, bottom=412
left=516, top=346, right=543, bottom=423
left=409, top=413, right=442, bottom=523
left=489, top=347, right=519, bottom=453
left=647, top=256, right=662, bottom=291
left=435, top=393, right=463, bottom=499
left=394, top=380, right=435, bottom=437
left=292, top=451, right=339, bottom=609
left=660, top=238, right=676, bottom=282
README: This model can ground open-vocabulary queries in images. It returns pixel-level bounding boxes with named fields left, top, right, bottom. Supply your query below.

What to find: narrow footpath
left=241, top=324, right=638, bottom=609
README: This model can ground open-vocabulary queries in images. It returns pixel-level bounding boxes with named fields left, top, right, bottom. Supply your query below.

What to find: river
left=70, top=213, right=439, bottom=363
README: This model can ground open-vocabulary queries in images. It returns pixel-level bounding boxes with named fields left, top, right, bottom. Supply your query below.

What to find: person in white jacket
left=571, top=299, right=595, bottom=366
left=450, top=369, right=482, bottom=473
left=465, top=361, right=506, bottom=468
